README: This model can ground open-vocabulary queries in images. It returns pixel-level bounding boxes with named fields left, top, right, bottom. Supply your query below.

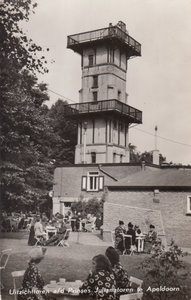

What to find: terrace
left=64, top=99, right=142, bottom=124
left=67, top=25, right=141, bottom=57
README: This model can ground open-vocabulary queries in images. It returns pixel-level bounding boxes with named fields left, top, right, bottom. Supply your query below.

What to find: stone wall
left=103, top=190, right=191, bottom=247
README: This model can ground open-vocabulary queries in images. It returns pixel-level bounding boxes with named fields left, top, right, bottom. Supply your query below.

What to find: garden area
left=1, top=231, right=191, bottom=300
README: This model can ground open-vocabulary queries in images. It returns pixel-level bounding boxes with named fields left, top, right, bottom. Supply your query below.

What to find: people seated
left=114, top=220, right=126, bottom=254
left=45, top=221, right=69, bottom=246
left=105, top=247, right=130, bottom=298
left=34, top=217, right=46, bottom=243
left=18, top=247, right=47, bottom=300
left=80, top=254, right=116, bottom=300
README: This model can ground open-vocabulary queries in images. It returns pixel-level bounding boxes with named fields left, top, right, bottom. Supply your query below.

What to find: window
left=120, top=154, right=123, bottom=163
left=187, top=196, right=191, bottom=214
left=91, top=152, right=96, bottom=163
left=113, top=120, right=117, bottom=130
left=92, top=75, right=98, bottom=88
left=81, top=172, right=104, bottom=191
left=119, top=122, right=124, bottom=132
left=93, top=91, right=97, bottom=102
left=118, top=90, right=121, bottom=100
left=88, top=55, right=94, bottom=66
left=113, top=153, right=116, bottom=163
left=64, top=202, right=72, bottom=207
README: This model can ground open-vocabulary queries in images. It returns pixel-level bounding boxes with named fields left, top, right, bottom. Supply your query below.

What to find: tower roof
left=67, top=21, right=141, bottom=58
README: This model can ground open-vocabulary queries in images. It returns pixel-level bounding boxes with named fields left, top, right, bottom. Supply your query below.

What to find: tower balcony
left=64, top=99, right=142, bottom=124
left=67, top=25, right=141, bottom=57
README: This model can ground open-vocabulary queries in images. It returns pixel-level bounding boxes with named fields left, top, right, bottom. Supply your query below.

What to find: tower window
left=88, top=55, right=94, bottom=66
left=91, top=152, right=96, bottom=164
left=92, top=75, right=98, bottom=88
left=120, top=122, right=124, bottom=132
left=113, top=120, right=117, bottom=130
left=93, top=91, right=98, bottom=102
left=187, top=196, right=191, bottom=214
left=118, top=90, right=121, bottom=100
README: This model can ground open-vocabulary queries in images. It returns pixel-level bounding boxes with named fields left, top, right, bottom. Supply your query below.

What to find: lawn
left=1, top=231, right=191, bottom=300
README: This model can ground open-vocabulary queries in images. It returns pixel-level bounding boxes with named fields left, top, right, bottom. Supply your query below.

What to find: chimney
left=153, top=149, right=160, bottom=165
left=153, top=125, right=160, bottom=165
left=141, top=160, right=145, bottom=170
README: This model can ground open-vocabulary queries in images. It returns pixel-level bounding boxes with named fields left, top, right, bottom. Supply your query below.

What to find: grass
left=1, top=231, right=191, bottom=300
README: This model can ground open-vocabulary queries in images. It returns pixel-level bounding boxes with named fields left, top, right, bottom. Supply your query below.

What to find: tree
left=0, top=0, right=54, bottom=212
left=0, top=72, right=57, bottom=211
left=0, top=0, right=48, bottom=75
left=129, top=144, right=166, bottom=165
left=48, top=99, right=77, bottom=164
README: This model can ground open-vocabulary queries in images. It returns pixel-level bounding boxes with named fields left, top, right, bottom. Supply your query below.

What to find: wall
left=75, top=116, right=129, bottom=164
left=103, top=190, right=191, bottom=247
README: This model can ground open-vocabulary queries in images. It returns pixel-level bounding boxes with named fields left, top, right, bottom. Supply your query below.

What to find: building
left=52, top=21, right=191, bottom=247
left=65, top=21, right=142, bottom=164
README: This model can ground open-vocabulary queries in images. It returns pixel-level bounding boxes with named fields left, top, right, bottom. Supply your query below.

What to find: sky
left=22, top=0, right=191, bottom=165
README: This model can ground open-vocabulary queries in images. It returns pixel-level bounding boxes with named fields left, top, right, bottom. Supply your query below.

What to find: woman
left=105, top=247, right=130, bottom=298
left=114, top=220, right=126, bottom=254
left=80, top=254, right=116, bottom=300
left=18, top=247, right=47, bottom=300
left=28, top=218, right=36, bottom=246
left=145, top=224, right=158, bottom=253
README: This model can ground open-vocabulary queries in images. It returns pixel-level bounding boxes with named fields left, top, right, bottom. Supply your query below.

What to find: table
left=44, top=281, right=89, bottom=300
left=136, top=236, right=145, bottom=253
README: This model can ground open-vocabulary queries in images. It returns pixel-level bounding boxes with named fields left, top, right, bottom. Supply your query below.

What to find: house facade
left=52, top=163, right=191, bottom=247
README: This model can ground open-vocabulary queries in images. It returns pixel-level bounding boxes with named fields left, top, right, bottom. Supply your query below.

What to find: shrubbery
left=140, top=240, right=190, bottom=300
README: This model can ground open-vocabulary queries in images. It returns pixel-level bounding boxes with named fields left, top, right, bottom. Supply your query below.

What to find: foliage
left=129, top=143, right=166, bottom=165
left=140, top=240, right=190, bottom=300
left=0, top=0, right=56, bottom=212
left=48, top=99, right=77, bottom=164
left=0, top=71, right=57, bottom=211
left=0, top=0, right=49, bottom=74
left=71, top=196, right=104, bottom=218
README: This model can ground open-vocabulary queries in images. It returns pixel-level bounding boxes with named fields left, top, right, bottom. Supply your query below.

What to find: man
left=115, top=220, right=126, bottom=254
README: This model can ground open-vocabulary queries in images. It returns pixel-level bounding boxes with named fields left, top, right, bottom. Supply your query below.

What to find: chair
left=57, top=229, right=71, bottom=247
left=120, top=277, right=143, bottom=300
left=110, top=230, right=115, bottom=247
left=0, top=248, right=12, bottom=289
left=122, top=234, right=134, bottom=255
left=129, top=276, right=143, bottom=288
left=11, top=270, right=25, bottom=300
left=35, top=235, right=44, bottom=246
left=120, top=292, right=143, bottom=300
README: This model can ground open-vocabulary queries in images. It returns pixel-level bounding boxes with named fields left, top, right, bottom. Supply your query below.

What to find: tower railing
left=64, top=99, right=142, bottom=123
left=67, top=25, right=141, bottom=55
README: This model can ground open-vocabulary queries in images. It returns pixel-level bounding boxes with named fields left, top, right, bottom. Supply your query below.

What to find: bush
left=140, top=240, right=190, bottom=300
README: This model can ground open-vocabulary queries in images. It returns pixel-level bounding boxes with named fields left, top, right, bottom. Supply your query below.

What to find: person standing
left=125, top=222, right=136, bottom=253
left=28, top=218, right=36, bottom=246
left=114, top=220, right=126, bottom=254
